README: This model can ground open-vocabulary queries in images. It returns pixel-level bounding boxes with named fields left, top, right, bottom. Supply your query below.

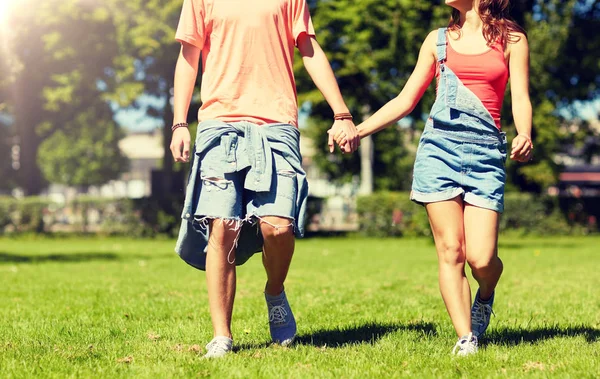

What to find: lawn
left=1, top=235, right=599, bottom=378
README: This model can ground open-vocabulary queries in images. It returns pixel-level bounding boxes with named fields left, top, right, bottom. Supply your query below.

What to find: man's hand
left=510, top=134, right=533, bottom=162
left=170, top=127, right=191, bottom=163
left=327, top=119, right=359, bottom=153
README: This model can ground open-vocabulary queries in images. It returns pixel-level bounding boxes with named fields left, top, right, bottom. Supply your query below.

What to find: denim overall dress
left=410, top=28, right=508, bottom=213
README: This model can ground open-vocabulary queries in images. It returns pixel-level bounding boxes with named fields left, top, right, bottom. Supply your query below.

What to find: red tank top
left=436, top=40, right=509, bottom=129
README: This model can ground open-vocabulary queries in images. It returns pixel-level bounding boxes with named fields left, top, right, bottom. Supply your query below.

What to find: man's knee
left=260, top=217, right=294, bottom=241
left=209, top=218, right=242, bottom=248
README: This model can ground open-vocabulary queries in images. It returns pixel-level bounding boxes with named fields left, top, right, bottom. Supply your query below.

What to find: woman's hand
left=328, top=119, right=359, bottom=153
left=510, top=134, right=533, bottom=162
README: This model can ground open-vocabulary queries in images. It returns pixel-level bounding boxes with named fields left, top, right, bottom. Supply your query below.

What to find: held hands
left=170, top=127, right=191, bottom=163
left=327, top=119, right=360, bottom=153
left=510, top=134, right=533, bottom=162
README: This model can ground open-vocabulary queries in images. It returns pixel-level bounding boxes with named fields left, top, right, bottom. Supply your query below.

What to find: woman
left=337, top=0, right=533, bottom=355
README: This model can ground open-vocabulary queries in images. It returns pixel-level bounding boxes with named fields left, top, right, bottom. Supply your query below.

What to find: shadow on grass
left=295, top=321, right=436, bottom=347
left=484, top=325, right=600, bottom=346
left=0, top=252, right=122, bottom=264
left=234, top=321, right=435, bottom=352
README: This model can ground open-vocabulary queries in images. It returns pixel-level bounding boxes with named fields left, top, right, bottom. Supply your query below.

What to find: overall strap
left=436, top=27, right=448, bottom=63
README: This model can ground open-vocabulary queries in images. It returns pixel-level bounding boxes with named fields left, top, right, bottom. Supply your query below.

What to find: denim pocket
left=220, top=132, right=238, bottom=164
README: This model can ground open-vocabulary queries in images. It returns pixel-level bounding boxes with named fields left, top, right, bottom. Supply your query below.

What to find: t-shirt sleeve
left=175, top=0, right=206, bottom=49
left=291, top=0, right=316, bottom=44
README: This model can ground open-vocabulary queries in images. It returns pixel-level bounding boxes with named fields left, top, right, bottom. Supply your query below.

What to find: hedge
left=356, top=192, right=592, bottom=237
left=0, top=196, right=182, bottom=237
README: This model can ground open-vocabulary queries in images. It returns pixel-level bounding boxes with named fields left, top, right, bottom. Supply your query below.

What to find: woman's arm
left=297, top=34, right=359, bottom=153
left=356, top=30, right=438, bottom=139
left=170, top=42, right=201, bottom=163
left=508, top=32, right=533, bottom=162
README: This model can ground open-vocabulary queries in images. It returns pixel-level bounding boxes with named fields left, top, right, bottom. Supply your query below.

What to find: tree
left=106, top=0, right=199, bottom=195
left=0, top=0, right=127, bottom=194
left=0, top=115, right=17, bottom=191
left=297, top=0, right=600, bottom=192
left=295, top=0, right=449, bottom=192
left=37, top=103, right=128, bottom=187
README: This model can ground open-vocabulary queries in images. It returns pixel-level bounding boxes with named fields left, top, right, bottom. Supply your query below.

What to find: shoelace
left=268, top=304, right=288, bottom=324
left=472, top=301, right=494, bottom=326
left=452, top=332, right=478, bottom=355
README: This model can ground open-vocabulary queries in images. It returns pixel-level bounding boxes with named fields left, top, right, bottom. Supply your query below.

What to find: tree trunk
left=358, top=134, right=374, bottom=195
left=359, top=109, right=374, bottom=195
left=14, top=78, right=44, bottom=196
left=160, top=83, right=175, bottom=196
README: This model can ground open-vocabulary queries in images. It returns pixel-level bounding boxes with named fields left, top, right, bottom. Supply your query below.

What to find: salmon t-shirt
left=175, top=0, right=315, bottom=127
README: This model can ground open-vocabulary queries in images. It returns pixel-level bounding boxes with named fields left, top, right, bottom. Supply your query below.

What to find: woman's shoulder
left=507, top=31, right=528, bottom=45
left=424, top=29, right=441, bottom=46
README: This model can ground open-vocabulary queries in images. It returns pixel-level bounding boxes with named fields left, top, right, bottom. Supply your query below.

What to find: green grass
left=1, top=235, right=599, bottom=378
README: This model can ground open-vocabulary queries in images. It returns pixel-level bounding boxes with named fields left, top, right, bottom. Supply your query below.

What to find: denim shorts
left=410, top=121, right=508, bottom=213
left=196, top=132, right=298, bottom=222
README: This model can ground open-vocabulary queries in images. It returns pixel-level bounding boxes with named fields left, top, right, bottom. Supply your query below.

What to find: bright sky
left=0, top=0, right=16, bottom=26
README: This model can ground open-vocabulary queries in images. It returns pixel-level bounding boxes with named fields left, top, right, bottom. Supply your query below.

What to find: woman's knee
left=436, top=239, right=466, bottom=266
left=468, top=254, right=503, bottom=273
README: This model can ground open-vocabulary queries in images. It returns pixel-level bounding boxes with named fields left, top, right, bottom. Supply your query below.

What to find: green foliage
left=500, top=193, right=583, bottom=235
left=105, top=0, right=195, bottom=178
left=357, top=191, right=594, bottom=237
left=298, top=0, right=599, bottom=192
left=297, top=0, right=447, bottom=191
left=37, top=105, right=128, bottom=187
left=0, top=196, right=182, bottom=237
left=0, top=0, right=125, bottom=194
left=356, top=192, right=431, bottom=237
left=0, top=196, right=52, bottom=233
left=0, top=124, right=17, bottom=191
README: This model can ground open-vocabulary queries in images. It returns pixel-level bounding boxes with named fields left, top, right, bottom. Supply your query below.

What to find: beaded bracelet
left=334, top=112, right=353, bottom=121
left=171, top=122, right=189, bottom=132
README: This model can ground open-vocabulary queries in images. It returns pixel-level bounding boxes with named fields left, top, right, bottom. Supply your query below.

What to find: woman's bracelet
left=171, top=122, right=189, bottom=132
left=334, top=112, right=353, bottom=121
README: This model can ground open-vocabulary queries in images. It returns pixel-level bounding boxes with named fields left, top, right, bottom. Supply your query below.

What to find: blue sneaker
left=265, top=290, right=296, bottom=346
left=471, top=289, right=495, bottom=338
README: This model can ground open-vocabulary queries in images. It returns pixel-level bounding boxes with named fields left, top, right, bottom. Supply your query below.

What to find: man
left=171, top=0, right=359, bottom=358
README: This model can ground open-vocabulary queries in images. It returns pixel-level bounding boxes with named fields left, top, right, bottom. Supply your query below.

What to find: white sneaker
left=452, top=332, right=478, bottom=356
left=471, top=289, right=495, bottom=338
left=203, top=336, right=233, bottom=358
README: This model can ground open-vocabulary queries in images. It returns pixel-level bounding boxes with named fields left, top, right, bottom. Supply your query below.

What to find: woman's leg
left=425, top=196, right=472, bottom=337
left=464, top=204, right=503, bottom=300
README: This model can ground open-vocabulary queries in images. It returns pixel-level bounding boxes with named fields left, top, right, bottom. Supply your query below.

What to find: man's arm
left=170, top=42, right=201, bottom=163
left=297, top=33, right=359, bottom=153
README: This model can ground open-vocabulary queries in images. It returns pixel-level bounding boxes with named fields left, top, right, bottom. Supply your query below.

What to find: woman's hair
left=448, top=0, right=527, bottom=47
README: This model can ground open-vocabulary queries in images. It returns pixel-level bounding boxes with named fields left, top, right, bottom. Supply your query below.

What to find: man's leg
left=259, top=216, right=296, bottom=345
left=195, top=137, right=245, bottom=357
left=249, top=148, right=300, bottom=345
left=206, top=219, right=240, bottom=340
left=261, top=217, right=295, bottom=296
